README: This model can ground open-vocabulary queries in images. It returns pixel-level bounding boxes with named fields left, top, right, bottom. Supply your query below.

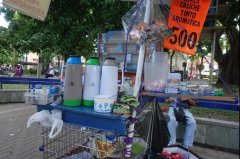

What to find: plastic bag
left=62, top=151, right=94, bottom=159
left=27, top=110, right=52, bottom=128
left=122, top=0, right=172, bottom=45
left=160, top=145, right=203, bottom=159
left=48, top=109, right=63, bottom=139
left=48, top=118, right=63, bottom=139
left=174, top=107, right=186, bottom=122
left=27, top=109, right=63, bottom=139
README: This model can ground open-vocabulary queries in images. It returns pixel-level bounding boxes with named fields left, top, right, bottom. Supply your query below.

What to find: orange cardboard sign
left=164, top=0, right=211, bottom=55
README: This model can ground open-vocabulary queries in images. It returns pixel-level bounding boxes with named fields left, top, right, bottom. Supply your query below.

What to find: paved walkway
left=0, top=103, right=42, bottom=159
left=0, top=103, right=239, bottom=159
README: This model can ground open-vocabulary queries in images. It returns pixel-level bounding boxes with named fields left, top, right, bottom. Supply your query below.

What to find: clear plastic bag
left=48, top=109, right=64, bottom=139
left=27, top=109, right=63, bottom=139
left=27, top=110, right=52, bottom=128
left=122, top=0, right=171, bottom=45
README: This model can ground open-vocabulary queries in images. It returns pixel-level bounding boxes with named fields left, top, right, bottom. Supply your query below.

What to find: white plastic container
left=25, top=92, right=54, bottom=105
left=166, top=83, right=179, bottom=88
left=144, top=63, right=169, bottom=92
left=144, top=51, right=169, bottom=92
left=167, top=73, right=181, bottom=82
left=122, top=80, right=133, bottom=96
left=94, top=95, right=115, bottom=113
left=165, top=73, right=181, bottom=94
left=152, top=51, right=168, bottom=63
left=165, top=88, right=179, bottom=94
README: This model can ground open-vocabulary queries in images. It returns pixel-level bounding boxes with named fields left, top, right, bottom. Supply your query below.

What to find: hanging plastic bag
left=122, top=0, right=172, bottom=45
left=27, top=109, right=63, bottom=139
left=48, top=109, right=63, bottom=139
left=48, top=118, right=63, bottom=139
left=27, top=110, right=52, bottom=128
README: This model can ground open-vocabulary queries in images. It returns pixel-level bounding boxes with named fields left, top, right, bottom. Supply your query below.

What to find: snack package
left=112, top=103, right=131, bottom=116
left=122, top=0, right=172, bottom=45
left=95, top=139, right=115, bottom=158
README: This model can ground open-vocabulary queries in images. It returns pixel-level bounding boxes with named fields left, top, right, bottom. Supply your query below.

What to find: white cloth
left=48, top=69, right=54, bottom=75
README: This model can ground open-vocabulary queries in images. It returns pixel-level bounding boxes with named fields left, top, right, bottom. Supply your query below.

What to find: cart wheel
left=39, top=145, right=44, bottom=152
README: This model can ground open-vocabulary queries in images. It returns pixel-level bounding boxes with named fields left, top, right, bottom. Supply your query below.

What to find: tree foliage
left=0, top=26, right=20, bottom=65
left=0, top=0, right=239, bottom=86
left=0, top=0, right=134, bottom=64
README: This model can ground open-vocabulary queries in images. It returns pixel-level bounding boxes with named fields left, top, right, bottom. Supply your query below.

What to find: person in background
left=165, top=97, right=197, bottom=149
left=20, top=66, right=24, bottom=76
left=15, top=64, right=22, bottom=77
left=45, top=65, right=55, bottom=78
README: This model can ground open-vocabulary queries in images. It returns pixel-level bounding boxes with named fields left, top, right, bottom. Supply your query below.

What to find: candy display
left=122, top=0, right=172, bottom=45
left=129, top=20, right=172, bottom=45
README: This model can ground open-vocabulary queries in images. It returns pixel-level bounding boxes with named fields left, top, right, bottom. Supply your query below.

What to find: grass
left=160, top=103, right=239, bottom=122
left=212, top=84, right=239, bottom=96
left=0, top=74, right=45, bottom=89
left=2, top=84, right=29, bottom=89
left=190, top=107, right=239, bottom=122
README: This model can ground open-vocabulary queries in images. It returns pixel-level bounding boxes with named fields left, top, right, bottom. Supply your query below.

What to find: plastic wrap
left=122, top=0, right=172, bottom=45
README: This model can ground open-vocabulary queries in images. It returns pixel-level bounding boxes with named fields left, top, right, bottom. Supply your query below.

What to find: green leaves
left=0, top=0, right=134, bottom=64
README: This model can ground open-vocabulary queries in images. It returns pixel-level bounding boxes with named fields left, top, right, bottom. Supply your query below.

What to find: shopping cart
left=38, top=111, right=152, bottom=159
left=39, top=123, right=125, bottom=159
left=36, top=97, right=164, bottom=159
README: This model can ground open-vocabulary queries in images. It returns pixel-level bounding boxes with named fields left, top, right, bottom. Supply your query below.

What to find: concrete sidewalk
left=0, top=103, right=42, bottom=159
left=0, top=103, right=239, bottom=159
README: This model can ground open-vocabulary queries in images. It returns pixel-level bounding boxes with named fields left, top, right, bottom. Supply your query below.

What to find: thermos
left=63, top=55, right=82, bottom=106
left=83, top=57, right=101, bottom=106
left=100, top=57, right=118, bottom=101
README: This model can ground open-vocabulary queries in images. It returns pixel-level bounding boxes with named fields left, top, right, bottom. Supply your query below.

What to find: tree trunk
left=57, top=56, right=60, bottom=68
left=37, top=52, right=42, bottom=78
left=200, top=56, right=204, bottom=79
left=214, top=27, right=239, bottom=85
left=189, top=57, right=193, bottom=80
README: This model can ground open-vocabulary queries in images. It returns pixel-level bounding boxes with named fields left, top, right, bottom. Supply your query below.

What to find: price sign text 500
left=169, top=26, right=197, bottom=49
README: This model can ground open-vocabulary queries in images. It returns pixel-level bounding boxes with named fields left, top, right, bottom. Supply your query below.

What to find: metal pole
left=0, top=77, right=2, bottom=89
left=97, top=33, right=101, bottom=59
left=210, top=30, right=216, bottom=85
left=126, top=0, right=151, bottom=157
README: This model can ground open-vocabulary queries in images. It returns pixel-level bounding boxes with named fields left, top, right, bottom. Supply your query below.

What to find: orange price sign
left=164, top=0, right=211, bottom=55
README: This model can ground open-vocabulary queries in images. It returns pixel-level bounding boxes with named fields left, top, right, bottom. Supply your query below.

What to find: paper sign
left=2, top=0, right=51, bottom=21
left=164, top=0, right=211, bottom=55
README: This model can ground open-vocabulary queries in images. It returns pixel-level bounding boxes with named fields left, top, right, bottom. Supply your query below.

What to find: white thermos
left=100, top=57, right=118, bottom=101
left=83, top=57, right=101, bottom=106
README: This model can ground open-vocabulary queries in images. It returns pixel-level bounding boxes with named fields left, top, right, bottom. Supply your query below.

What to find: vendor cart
left=36, top=96, right=157, bottom=159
